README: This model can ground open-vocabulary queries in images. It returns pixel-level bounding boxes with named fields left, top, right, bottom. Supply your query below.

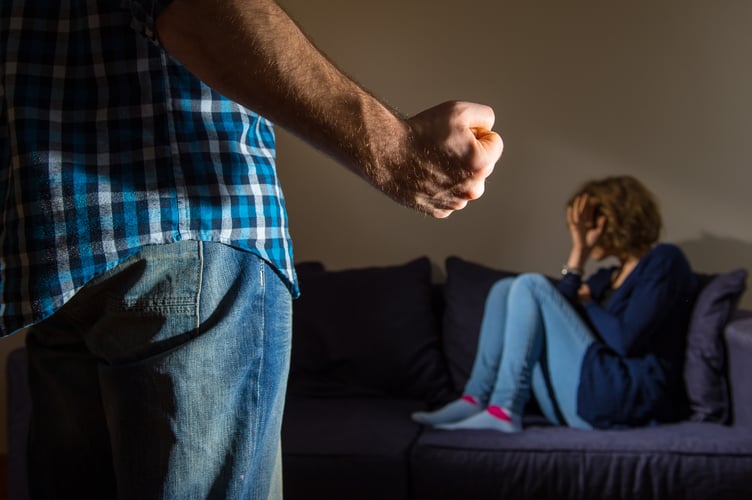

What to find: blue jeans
left=25, top=241, right=292, bottom=499
left=464, top=274, right=594, bottom=429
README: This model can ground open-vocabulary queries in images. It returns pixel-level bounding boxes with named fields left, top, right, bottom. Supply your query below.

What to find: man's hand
left=367, top=101, right=503, bottom=218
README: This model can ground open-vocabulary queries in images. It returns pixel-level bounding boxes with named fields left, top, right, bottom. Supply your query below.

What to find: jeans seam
left=195, top=241, right=203, bottom=331
left=252, top=261, right=265, bottom=500
left=530, top=275, right=593, bottom=428
left=513, top=304, right=542, bottom=412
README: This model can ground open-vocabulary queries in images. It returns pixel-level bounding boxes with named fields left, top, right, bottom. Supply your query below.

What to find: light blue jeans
left=25, top=241, right=292, bottom=499
left=464, top=274, right=594, bottom=429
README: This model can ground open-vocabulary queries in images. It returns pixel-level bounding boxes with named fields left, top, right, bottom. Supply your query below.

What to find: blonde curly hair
left=568, top=175, right=662, bottom=255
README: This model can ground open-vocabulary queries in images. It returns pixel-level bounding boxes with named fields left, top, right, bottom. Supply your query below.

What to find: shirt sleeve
left=586, top=267, right=616, bottom=300
left=583, top=245, right=686, bottom=357
left=557, top=267, right=613, bottom=304
left=556, top=272, right=582, bottom=303
left=123, top=0, right=175, bottom=43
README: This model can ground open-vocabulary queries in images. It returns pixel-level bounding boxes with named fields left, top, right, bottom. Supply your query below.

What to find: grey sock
left=435, top=408, right=522, bottom=433
left=411, top=398, right=481, bottom=426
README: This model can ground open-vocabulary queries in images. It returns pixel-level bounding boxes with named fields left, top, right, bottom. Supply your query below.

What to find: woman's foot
left=411, top=395, right=482, bottom=425
left=436, top=405, right=522, bottom=433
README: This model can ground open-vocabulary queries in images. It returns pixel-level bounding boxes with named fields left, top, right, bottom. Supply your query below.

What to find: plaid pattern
left=0, top=0, right=297, bottom=336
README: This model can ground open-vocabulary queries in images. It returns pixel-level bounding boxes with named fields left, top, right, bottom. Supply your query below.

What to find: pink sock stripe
left=487, top=405, right=512, bottom=422
left=461, top=394, right=479, bottom=405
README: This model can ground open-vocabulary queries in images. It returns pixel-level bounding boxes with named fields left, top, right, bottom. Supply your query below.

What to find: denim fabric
left=464, top=274, right=594, bottom=429
left=25, top=241, right=292, bottom=499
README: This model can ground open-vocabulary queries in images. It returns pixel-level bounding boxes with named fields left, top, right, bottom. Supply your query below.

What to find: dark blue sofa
left=6, top=256, right=752, bottom=500
left=282, top=256, right=752, bottom=500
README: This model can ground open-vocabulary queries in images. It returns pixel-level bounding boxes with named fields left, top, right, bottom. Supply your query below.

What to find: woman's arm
left=557, top=193, right=607, bottom=304
left=584, top=246, right=688, bottom=356
left=565, top=194, right=606, bottom=273
left=155, top=0, right=503, bottom=218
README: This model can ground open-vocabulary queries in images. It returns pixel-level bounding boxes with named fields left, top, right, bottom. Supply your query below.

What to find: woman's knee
left=511, top=273, right=550, bottom=293
left=487, top=276, right=516, bottom=302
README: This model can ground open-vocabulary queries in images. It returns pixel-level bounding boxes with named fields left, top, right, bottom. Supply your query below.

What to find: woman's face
left=590, top=231, right=620, bottom=261
left=593, top=241, right=637, bottom=264
left=590, top=244, right=608, bottom=261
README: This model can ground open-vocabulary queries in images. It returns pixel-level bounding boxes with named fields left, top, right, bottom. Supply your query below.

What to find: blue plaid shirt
left=0, top=0, right=298, bottom=337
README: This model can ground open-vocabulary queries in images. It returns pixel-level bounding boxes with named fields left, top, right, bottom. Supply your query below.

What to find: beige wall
left=275, top=0, right=752, bottom=303
left=2, top=0, right=751, bottom=454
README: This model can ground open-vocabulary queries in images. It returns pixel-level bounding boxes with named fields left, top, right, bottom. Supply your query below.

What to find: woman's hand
left=577, top=283, right=593, bottom=304
left=566, top=193, right=607, bottom=269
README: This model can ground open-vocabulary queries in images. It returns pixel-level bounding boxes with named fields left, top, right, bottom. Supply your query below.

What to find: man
left=1, top=1, right=502, bottom=498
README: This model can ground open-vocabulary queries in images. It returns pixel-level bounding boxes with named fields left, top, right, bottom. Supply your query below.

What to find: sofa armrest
left=7, top=347, right=31, bottom=500
left=726, top=311, right=752, bottom=428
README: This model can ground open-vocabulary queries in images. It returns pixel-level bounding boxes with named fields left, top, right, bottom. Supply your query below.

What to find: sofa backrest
left=289, top=256, right=748, bottom=425
left=726, top=312, right=752, bottom=428
left=289, top=257, right=452, bottom=405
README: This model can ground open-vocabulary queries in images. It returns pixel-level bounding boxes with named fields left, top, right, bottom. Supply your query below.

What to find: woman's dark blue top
left=557, top=243, right=698, bottom=428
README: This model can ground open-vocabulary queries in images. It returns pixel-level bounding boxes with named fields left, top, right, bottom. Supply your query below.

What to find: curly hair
left=568, top=175, right=662, bottom=255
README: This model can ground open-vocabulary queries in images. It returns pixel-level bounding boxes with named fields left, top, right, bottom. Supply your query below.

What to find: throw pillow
left=442, top=256, right=517, bottom=393
left=684, top=269, right=748, bottom=423
left=289, top=257, right=452, bottom=402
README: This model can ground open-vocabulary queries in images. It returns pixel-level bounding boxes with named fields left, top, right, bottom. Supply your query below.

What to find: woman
left=413, top=175, right=697, bottom=431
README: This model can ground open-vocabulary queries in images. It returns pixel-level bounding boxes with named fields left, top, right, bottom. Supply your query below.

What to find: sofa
left=282, top=256, right=752, bottom=500
left=6, top=256, right=752, bottom=500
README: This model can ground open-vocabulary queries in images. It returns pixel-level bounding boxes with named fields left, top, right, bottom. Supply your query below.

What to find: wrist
left=357, top=102, right=410, bottom=192
left=567, top=247, right=588, bottom=271
left=561, top=264, right=584, bottom=277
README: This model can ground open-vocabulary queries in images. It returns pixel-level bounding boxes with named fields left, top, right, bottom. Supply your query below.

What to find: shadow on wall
left=678, top=232, right=752, bottom=309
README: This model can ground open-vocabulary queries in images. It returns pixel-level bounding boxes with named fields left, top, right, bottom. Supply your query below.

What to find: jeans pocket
left=84, top=241, right=202, bottom=364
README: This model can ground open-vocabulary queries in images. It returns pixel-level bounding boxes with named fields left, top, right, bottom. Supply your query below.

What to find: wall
left=275, top=0, right=752, bottom=302
left=2, top=0, right=751, bottom=455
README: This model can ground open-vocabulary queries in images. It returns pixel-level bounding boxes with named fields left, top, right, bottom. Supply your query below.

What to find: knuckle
left=466, top=182, right=485, bottom=200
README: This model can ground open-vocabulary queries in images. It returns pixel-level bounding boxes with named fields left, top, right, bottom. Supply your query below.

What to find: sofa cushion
left=289, top=257, right=451, bottom=401
left=282, top=396, right=424, bottom=500
left=411, top=422, right=752, bottom=500
left=685, top=269, right=747, bottom=423
left=441, top=257, right=517, bottom=393
left=7, top=347, right=31, bottom=500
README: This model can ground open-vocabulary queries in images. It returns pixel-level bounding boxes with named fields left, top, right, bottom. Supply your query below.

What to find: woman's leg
left=412, top=278, right=515, bottom=425
left=531, top=364, right=563, bottom=426
left=440, top=273, right=594, bottom=431
left=463, top=277, right=516, bottom=402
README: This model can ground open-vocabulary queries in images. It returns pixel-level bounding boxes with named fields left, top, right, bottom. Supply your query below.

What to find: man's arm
left=156, top=0, right=503, bottom=218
